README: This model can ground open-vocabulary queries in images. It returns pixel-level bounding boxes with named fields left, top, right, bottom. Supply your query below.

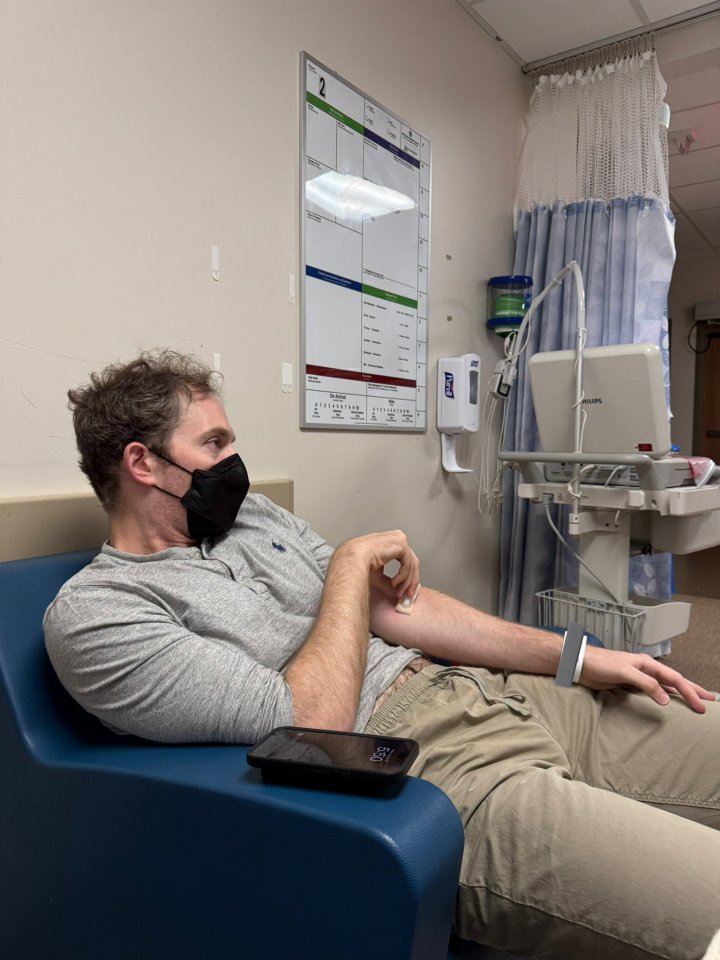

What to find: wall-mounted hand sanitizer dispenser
left=437, top=354, right=480, bottom=473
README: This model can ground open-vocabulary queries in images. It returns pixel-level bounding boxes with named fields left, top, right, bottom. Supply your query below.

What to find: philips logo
left=583, top=397, right=603, bottom=405
left=444, top=372, right=455, bottom=398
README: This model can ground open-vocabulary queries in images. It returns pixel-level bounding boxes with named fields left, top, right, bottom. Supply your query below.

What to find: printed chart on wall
left=300, top=53, right=431, bottom=431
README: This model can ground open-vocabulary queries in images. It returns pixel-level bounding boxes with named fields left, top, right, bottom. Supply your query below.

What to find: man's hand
left=338, top=530, right=420, bottom=604
left=579, top=646, right=716, bottom=713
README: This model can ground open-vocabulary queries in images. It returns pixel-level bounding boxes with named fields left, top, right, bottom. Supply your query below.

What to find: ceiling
left=455, top=0, right=720, bottom=261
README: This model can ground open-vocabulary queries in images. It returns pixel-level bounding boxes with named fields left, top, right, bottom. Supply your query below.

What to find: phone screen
left=247, top=727, right=418, bottom=783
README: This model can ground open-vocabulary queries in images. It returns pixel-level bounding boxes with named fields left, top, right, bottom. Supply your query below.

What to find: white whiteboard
left=300, top=53, right=431, bottom=431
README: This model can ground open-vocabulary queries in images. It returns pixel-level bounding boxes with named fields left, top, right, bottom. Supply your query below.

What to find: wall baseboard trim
left=0, top=481, right=294, bottom=562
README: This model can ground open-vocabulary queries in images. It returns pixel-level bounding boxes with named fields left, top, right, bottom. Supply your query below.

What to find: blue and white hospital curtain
left=499, top=41, right=675, bottom=630
left=500, top=199, right=675, bottom=625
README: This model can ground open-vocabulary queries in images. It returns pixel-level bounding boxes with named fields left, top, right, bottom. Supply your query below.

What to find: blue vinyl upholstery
left=0, top=549, right=516, bottom=960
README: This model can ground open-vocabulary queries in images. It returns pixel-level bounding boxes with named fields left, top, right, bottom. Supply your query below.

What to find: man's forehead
left=176, top=391, right=234, bottom=435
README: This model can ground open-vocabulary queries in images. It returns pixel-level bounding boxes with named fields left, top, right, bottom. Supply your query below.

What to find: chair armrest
left=4, top=740, right=465, bottom=960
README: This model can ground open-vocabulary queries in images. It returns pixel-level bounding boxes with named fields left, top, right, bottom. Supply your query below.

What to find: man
left=45, top=349, right=720, bottom=960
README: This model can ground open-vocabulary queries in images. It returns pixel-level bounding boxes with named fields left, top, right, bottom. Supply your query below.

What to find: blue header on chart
left=363, top=128, right=421, bottom=169
left=306, top=265, right=363, bottom=292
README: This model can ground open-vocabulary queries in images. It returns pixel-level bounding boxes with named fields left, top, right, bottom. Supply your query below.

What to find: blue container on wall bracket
left=487, top=275, right=533, bottom=336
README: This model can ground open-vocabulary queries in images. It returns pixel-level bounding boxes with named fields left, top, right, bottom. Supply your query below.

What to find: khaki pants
left=365, top=665, right=720, bottom=959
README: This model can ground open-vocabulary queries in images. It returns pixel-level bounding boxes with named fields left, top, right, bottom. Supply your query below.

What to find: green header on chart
left=363, top=284, right=418, bottom=309
left=306, top=92, right=364, bottom=135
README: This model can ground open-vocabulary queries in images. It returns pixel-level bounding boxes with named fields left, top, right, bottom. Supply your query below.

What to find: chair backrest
left=0, top=549, right=118, bottom=764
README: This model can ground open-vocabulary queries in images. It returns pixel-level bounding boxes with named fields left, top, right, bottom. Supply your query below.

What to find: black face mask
left=152, top=450, right=250, bottom=541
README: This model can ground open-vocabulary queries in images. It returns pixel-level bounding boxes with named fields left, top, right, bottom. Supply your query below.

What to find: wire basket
left=537, top=589, right=646, bottom=652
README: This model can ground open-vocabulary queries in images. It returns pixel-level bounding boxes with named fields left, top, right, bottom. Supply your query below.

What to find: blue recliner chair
left=0, top=550, right=517, bottom=960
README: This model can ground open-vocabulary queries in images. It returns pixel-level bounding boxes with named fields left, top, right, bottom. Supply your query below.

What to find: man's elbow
left=291, top=705, right=355, bottom=732
left=290, top=688, right=356, bottom=732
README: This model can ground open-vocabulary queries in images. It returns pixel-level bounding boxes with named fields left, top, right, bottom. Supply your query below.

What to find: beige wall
left=0, top=0, right=527, bottom=609
left=669, top=255, right=720, bottom=453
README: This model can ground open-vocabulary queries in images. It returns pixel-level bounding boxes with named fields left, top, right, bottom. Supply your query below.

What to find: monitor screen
left=528, top=342, right=671, bottom=457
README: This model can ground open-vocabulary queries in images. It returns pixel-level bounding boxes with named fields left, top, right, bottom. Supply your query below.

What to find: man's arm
left=370, top=586, right=716, bottom=714
left=371, top=586, right=562, bottom=673
left=284, top=531, right=419, bottom=731
left=44, top=582, right=296, bottom=744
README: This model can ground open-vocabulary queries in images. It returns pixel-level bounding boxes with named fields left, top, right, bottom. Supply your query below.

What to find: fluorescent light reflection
left=306, top=172, right=415, bottom=221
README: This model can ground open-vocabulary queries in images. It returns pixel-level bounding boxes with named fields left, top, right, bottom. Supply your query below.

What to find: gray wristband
left=555, top=622, right=586, bottom=688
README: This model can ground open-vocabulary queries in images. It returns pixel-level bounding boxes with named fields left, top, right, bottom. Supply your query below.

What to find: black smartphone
left=247, top=726, right=419, bottom=788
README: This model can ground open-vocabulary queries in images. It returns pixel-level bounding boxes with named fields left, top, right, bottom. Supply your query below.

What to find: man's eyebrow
left=201, top=426, right=236, bottom=443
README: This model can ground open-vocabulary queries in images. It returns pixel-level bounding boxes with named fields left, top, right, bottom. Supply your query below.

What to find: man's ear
left=123, top=442, right=159, bottom=488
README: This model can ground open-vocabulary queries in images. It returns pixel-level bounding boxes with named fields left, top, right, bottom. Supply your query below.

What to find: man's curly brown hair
left=68, top=349, right=221, bottom=509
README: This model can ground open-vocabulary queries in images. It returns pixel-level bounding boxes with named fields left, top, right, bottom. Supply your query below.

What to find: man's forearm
left=370, top=586, right=563, bottom=675
left=284, top=545, right=371, bottom=730
left=284, top=530, right=420, bottom=730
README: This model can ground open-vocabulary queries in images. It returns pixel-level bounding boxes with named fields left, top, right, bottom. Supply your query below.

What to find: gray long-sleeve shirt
left=44, top=494, right=419, bottom=744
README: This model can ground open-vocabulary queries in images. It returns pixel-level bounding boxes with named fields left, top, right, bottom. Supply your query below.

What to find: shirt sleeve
left=44, top=580, right=294, bottom=744
left=294, top=516, right=334, bottom=575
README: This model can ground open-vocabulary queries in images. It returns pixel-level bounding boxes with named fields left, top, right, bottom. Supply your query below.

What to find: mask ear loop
left=147, top=448, right=193, bottom=476
left=146, top=448, right=193, bottom=503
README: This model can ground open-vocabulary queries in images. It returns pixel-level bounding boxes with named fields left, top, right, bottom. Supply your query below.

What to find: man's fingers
left=627, top=671, right=671, bottom=706
left=632, top=661, right=707, bottom=714
left=583, top=648, right=711, bottom=714
left=390, top=549, right=419, bottom=597
left=370, top=570, right=398, bottom=598
left=688, top=682, right=718, bottom=702
left=343, top=531, right=420, bottom=601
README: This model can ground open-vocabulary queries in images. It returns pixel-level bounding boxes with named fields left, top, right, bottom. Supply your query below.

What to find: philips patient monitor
left=528, top=342, right=671, bottom=457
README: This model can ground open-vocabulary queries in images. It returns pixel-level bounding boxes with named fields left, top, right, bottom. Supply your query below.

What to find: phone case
left=247, top=726, right=419, bottom=788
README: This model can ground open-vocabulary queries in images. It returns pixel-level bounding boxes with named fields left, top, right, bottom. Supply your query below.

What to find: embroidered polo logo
left=272, top=541, right=286, bottom=552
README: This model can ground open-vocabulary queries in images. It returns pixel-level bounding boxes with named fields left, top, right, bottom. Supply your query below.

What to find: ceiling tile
left=640, top=0, right=717, bottom=20
left=665, top=65, right=720, bottom=112
left=675, top=230, right=714, bottom=251
left=668, top=104, right=720, bottom=154
left=675, top=246, right=719, bottom=260
left=469, top=0, right=642, bottom=64
left=703, top=227, right=720, bottom=248
left=673, top=209, right=694, bottom=232
left=671, top=179, right=720, bottom=210
left=669, top=144, right=720, bottom=185
left=687, top=205, right=720, bottom=229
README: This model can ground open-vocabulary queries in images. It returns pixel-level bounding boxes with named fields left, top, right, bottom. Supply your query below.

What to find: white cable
left=493, top=386, right=512, bottom=506
left=477, top=383, right=508, bottom=514
left=476, top=385, right=493, bottom=512
left=504, top=330, right=517, bottom=360
left=492, top=399, right=510, bottom=506
left=491, top=270, right=569, bottom=400
left=568, top=261, right=586, bottom=514
left=477, top=376, right=514, bottom=514
left=565, top=462, right=595, bottom=506
left=604, top=465, right=625, bottom=487
left=508, top=312, right=533, bottom=363
left=493, top=261, right=586, bottom=406
left=544, top=503, right=621, bottom=604
left=565, top=411, right=588, bottom=517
